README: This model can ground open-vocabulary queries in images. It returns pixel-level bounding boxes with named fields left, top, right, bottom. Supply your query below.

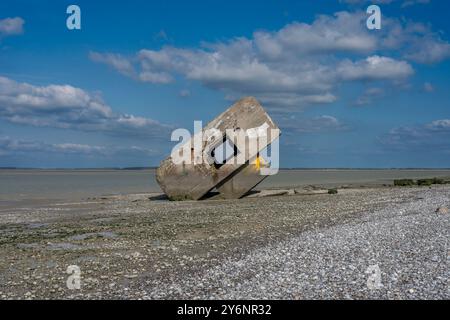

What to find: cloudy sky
left=1, top=0, right=449, bottom=168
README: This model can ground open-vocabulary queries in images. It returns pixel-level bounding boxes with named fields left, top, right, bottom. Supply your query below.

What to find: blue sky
left=0, top=0, right=449, bottom=168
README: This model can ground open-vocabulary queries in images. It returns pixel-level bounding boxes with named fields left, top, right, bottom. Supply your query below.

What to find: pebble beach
left=0, top=184, right=448, bottom=299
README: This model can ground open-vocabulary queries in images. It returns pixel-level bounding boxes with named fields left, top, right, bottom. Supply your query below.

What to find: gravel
left=0, top=185, right=448, bottom=299
left=144, top=187, right=449, bottom=299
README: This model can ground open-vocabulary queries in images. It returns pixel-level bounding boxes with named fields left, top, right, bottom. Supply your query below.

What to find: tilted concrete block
left=156, top=97, right=280, bottom=200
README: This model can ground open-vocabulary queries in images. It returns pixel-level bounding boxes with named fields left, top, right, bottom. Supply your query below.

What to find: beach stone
left=435, top=206, right=448, bottom=214
left=294, top=188, right=326, bottom=195
left=251, top=190, right=289, bottom=198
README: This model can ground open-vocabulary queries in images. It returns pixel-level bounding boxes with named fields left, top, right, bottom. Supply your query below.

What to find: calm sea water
left=1, top=169, right=450, bottom=201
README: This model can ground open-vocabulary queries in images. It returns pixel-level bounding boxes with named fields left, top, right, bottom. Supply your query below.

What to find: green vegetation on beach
left=394, top=179, right=416, bottom=186
left=394, top=177, right=450, bottom=187
left=328, top=188, right=338, bottom=194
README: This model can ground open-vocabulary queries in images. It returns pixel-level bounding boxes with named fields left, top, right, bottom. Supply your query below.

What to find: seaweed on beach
left=395, top=177, right=450, bottom=187
left=328, top=188, right=338, bottom=194
left=394, top=179, right=416, bottom=186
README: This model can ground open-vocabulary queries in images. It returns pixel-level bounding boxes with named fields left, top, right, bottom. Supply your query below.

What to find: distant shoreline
left=3, top=168, right=450, bottom=202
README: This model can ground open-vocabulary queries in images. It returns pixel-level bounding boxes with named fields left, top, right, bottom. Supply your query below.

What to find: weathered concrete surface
left=216, top=156, right=269, bottom=199
left=156, top=97, right=280, bottom=200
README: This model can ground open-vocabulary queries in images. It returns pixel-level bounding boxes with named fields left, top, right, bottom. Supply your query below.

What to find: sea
left=1, top=169, right=450, bottom=201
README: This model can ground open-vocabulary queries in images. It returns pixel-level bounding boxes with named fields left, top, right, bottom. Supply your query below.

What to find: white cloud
left=0, top=76, right=172, bottom=138
left=355, top=87, right=385, bottom=106
left=249, top=93, right=337, bottom=112
left=0, top=136, right=159, bottom=157
left=89, top=51, right=135, bottom=77
left=427, top=119, right=450, bottom=130
left=279, top=115, right=348, bottom=133
left=380, top=18, right=450, bottom=64
left=380, top=119, right=450, bottom=151
left=253, top=11, right=377, bottom=56
left=53, top=143, right=106, bottom=154
left=401, top=0, right=430, bottom=8
left=91, top=10, right=450, bottom=110
left=132, top=45, right=412, bottom=109
left=404, top=38, right=450, bottom=64
left=0, top=17, right=24, bottom=37
left=138, top=70, right=173, bottom=84
left=338, top=56, right=414, bottom=81
left=340, top=0, right=430, bottom=6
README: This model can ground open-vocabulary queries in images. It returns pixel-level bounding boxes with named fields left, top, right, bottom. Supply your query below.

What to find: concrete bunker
left=156, top=97, right=280, bottom=200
